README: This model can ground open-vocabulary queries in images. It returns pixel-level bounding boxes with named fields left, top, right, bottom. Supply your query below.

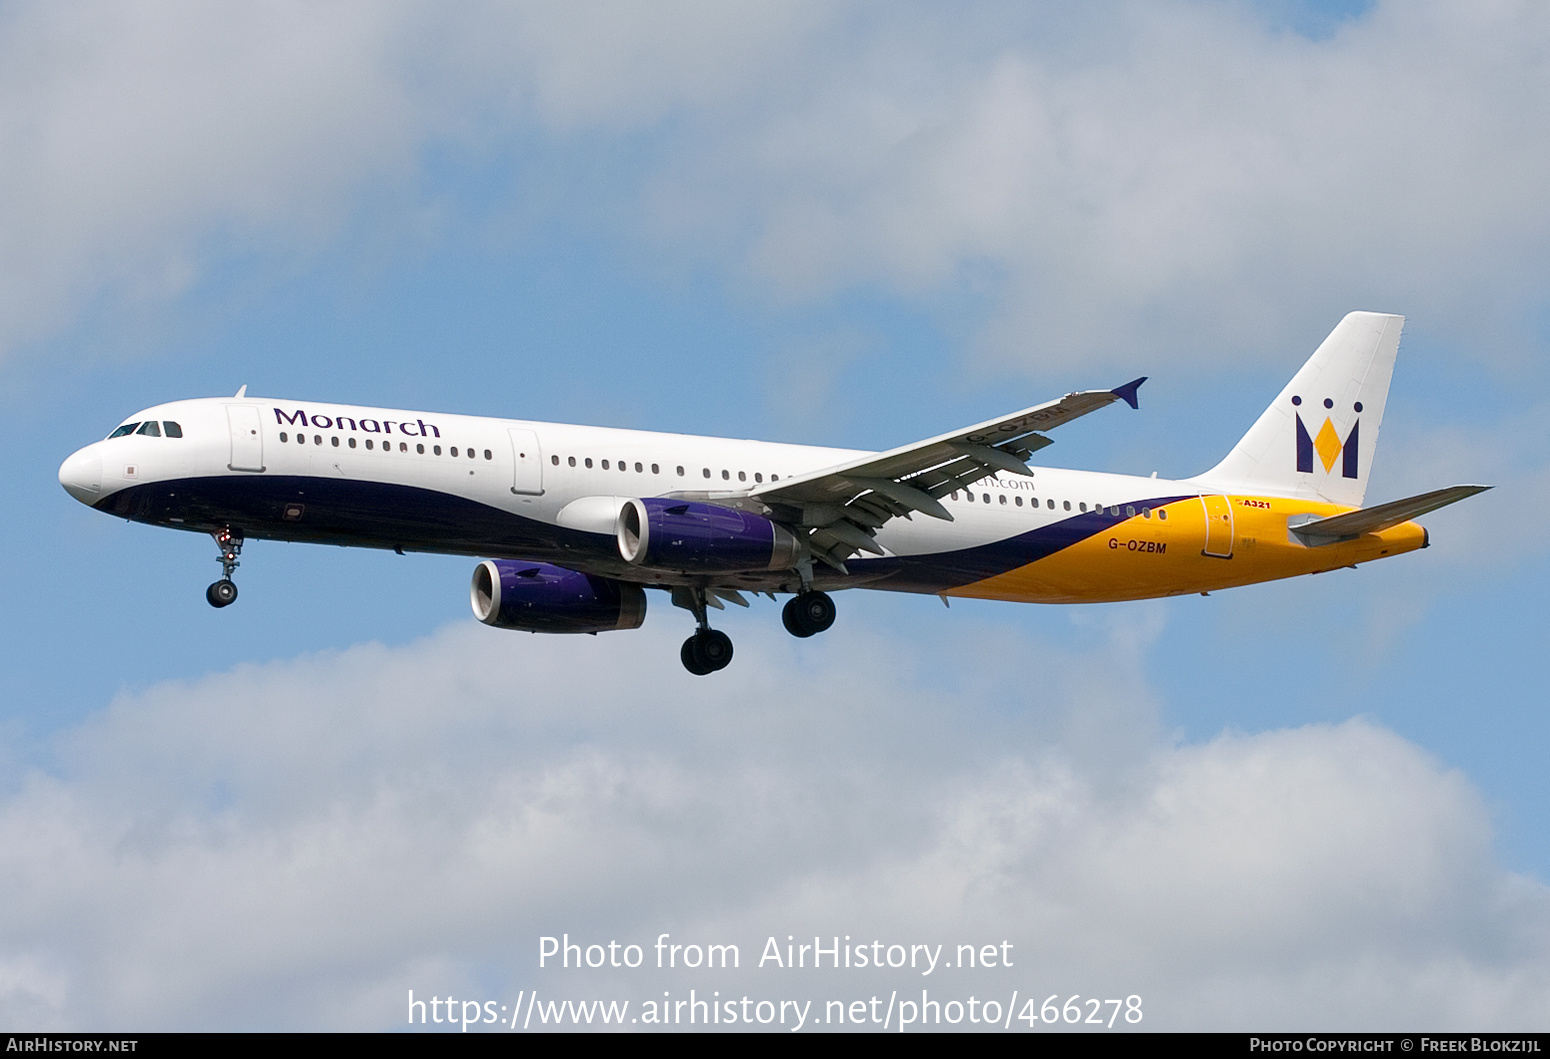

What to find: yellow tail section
left=948, top=495, right=1427, bottom=604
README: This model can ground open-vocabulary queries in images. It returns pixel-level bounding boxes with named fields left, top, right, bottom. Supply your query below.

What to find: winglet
left=234, top=385, right=248, bottom=398
left=1110, top=377, right=1146, bottom=410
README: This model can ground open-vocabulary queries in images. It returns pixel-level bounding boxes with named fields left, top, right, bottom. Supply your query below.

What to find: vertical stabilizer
left=1193, top=312, right=1403, bottom=507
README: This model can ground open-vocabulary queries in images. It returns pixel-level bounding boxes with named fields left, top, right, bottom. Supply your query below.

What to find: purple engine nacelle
left=470, top=560, right=647, bottom=634
left=616, top=498, right=802, bottom=573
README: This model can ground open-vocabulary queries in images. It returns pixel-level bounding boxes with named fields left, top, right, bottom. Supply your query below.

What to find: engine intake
left=616, top=498, right=801, bottom=573
left=470, top=560, right=647, bottom=634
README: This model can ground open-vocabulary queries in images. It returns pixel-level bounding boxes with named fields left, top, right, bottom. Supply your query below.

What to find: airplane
left=58, top=311, right=1488, bottom=675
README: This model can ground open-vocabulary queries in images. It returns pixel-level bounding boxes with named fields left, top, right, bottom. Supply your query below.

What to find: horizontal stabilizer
left=1290, top=484, right=1491, bottom=543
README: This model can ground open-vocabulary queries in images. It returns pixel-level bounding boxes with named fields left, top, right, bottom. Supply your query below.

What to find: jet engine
left=470, top=560, right=647, bottom=634
left=616, top=498, right=802, bottom=573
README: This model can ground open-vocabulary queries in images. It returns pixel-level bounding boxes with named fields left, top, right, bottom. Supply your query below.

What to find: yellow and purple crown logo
left=1294, top=396, right=1360, bottom=478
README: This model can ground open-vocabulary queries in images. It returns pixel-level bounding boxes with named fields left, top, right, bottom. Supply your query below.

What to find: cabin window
left=635, top=462, right=643, bottom=473
left=366, top=439, right=374, bottom=450
left=738, top=471, right=746, bottom=482
left=1015, top=496, right=1023, bottom=507
left=584, top=458, right=592, bottom=468
left=349, top=438, right=357, bottom=449
left=1125, top=505, right=1135, bottom=517
left=1142, top=507, right=1150, bottom=519
left=416, top=443, right=425, bottom=454
left=1063, top=501, right=1071, bottom=511
left=450, top=447, right=459, bottom=457
left=982, top=493, right=990, bottom=504
left=331, top=436, right=339, bottom=447
left=551, top=455, right=559, bottom=465
left=108, top=423, right=139, bottom=439
left=1047, top=499, right=1055, bottom=509
left=483, top=449, right=491, bottom=460
left=163, top=422, right=183, bottom=438
left=312, top=435, right=320, bottom=446
left=619, top=461, right=626, bottom=472
left=999, top=494, right=1007, bottom=505
left=1079, top=502, right=1086, bottom=512
left=754, top=473, right=763, bottom=483
left=279, top=432, right=289, bottom=442
left=1159, top=509, right=1168, bottom=521
left=602, top=459, right=610, bottom=470
left=771, top=475, right=778, bottom=481
left=722, top=470, right=730, bottom=480
left=703, top=468, right=711, bottom=478
left=677, top=466, right=685, bottom=476
left=136, top=421, right=161, bottom=437
left=652, top=464, right=660, bottom=474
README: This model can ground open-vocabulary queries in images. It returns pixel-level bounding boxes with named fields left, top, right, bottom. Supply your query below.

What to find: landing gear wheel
left=206, top=579, right=238, bottom=608
left=681, top=629, right=734, bottom=675
left=681, top=636, right=711, bottom=675
left=782, top=591, right=836, bottom=638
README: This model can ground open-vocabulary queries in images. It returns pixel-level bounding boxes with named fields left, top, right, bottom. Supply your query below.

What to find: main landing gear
left=682, top=628, right=734, bottom=676
left=782, top=591, right=836, bottom=638
left=674, top=587, right=734, bottom=676
left=206, top=528, right=243, bottom=609
left=673, top=587, right=838, bottom=675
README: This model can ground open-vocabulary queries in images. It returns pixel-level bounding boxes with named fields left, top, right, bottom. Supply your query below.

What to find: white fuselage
left=59, top=395, right=1179, bottom=596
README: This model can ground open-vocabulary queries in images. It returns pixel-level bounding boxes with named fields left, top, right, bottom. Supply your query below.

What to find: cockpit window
left=163, top=421, right=183, bottom=438
left=108, top=423, right=140, bottom=439
left=136, top=421, right=162, bottom=437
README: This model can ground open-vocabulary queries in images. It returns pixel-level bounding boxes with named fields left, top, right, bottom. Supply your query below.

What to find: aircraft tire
left=681, top=635, right=712, bottom=675
left=207, top=579, right=238, bottom=608
left=784, top=591, right=835, bottom=637
left=781, top=599, right=814, bottom=638
left=682, top=629, right=733, bottom=674
left=698, top=629, right=733, bottom=671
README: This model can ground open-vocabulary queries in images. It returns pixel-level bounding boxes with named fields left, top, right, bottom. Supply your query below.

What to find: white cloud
left=0, top=2, right=433, bottom=356
left=0, top=615, right=1545, bottom=1030
left=8, top=1, right=1550, bottom=378
left=646, top=0, right=1550, bottom=371
left=0, top=0, right=834, bottom=364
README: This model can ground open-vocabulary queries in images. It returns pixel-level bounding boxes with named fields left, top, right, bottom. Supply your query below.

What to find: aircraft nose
left=59, top=446, right=103, bottom=504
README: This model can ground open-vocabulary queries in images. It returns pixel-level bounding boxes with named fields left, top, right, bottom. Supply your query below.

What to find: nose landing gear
left=207, top=528, right=243, bottom=608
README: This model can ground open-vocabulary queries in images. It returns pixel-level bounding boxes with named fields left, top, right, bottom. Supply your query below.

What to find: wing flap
left=752, top=383, right=1141, bottom=511
left=745, top=380, right=1145, bottom=564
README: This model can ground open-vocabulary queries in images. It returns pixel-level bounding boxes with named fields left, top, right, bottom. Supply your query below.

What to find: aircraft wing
left=748, top=378, right=1146, bottom=571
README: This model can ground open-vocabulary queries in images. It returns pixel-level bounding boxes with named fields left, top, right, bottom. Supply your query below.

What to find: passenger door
left=509, top=428, right=544, bottom=495
left=226, top=405, right=265, bottom=472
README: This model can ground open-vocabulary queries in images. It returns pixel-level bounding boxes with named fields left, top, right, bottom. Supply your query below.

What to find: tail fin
left=1194, top=311, right=1403, bottom=507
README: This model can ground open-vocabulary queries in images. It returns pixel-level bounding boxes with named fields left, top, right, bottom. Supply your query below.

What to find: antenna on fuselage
left=234, top=385, right=248, bottom=398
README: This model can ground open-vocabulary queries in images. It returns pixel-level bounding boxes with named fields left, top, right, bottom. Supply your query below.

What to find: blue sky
left=3, top=0, right=1549, bottom=1031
